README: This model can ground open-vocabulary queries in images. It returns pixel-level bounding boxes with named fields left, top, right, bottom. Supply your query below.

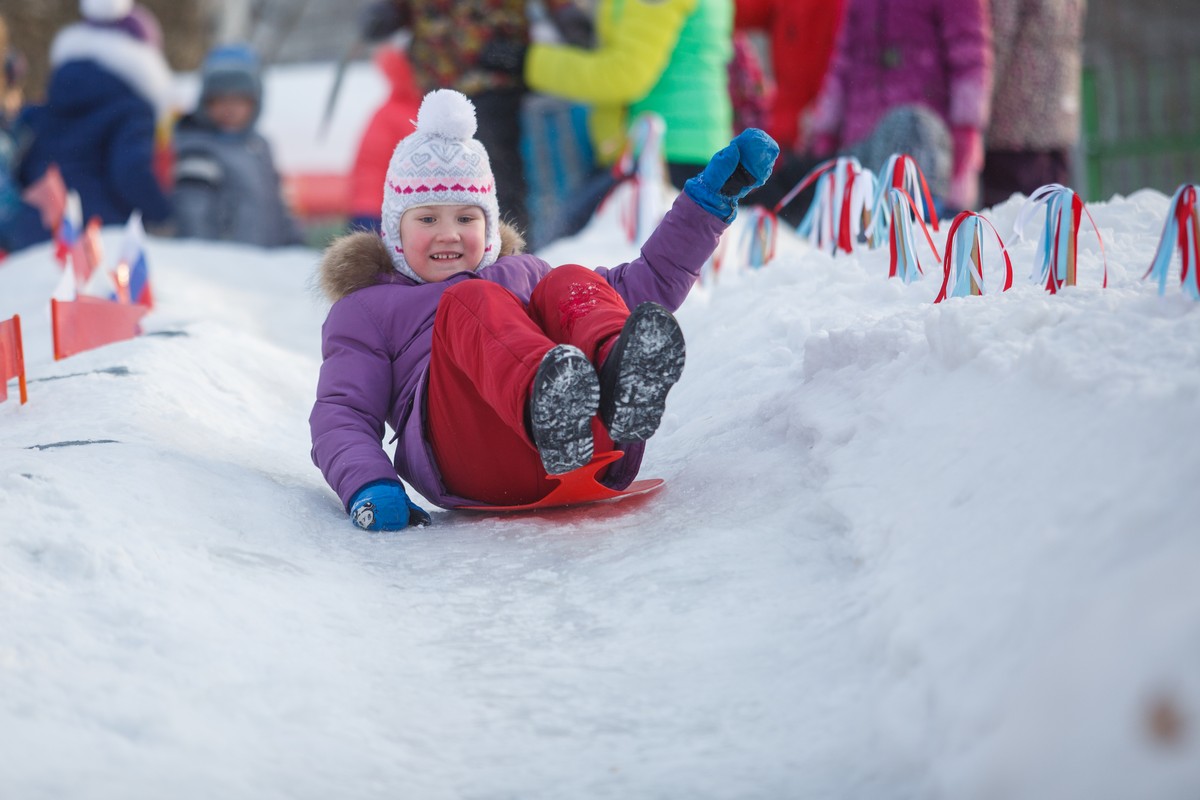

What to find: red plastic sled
left=459, top=450, right=664, bottom=513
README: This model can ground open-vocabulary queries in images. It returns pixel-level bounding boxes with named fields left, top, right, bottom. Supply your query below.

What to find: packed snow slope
left=2, top=189, right=1199, bottom=799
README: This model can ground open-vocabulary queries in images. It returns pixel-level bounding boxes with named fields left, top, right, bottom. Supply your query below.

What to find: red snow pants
left=428, top=265, right=629, bottom=506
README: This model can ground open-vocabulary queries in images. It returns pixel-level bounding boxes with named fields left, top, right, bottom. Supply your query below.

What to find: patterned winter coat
left=810, top=0, right=992, bottom=150
left=7, top=23, right=172, bottom=252
left=526, top=0, right=734, bottom=167
left=988, top=0, right=1086, bottom=151
left=734, top=0, right=846, bottom=151
left=386, top=0, right=582, bottom=95
left=310, top=193, right=726, bottom=510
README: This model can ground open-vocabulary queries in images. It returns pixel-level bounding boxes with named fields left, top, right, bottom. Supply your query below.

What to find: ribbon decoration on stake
left=1013, top=184, right=1107, bottom=293
left=0, top=314, right=28, bottom=405
left=702, top=207, right=777, bottom=286
left=934, top=211, right=1014, bottom=303
left=597, top=112, right=668, bottom=246
left=1144, top=183, right=1200, bottom=299
left=885, top=187, right=941, bottom=284
left=700, top=226, right=732, bottom=287
left=777, top=157, right=876, bottom=255
left=728, top=205, right=778, bottom=272
left=867, top=153, right=940, bottom=248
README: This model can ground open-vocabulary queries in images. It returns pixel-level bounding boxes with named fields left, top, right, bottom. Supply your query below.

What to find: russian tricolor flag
left=51, top=211, right=154, bottom=361
left=116, top=211, right=153, bottom=308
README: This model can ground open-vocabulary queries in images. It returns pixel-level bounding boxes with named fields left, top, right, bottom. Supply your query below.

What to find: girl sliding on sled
left=310, top=89, right=777, bottom=529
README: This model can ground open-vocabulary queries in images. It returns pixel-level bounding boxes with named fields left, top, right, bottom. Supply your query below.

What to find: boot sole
left=600, top=303, right=686, bottom=443
left=530, top=345, right=600, bottom=475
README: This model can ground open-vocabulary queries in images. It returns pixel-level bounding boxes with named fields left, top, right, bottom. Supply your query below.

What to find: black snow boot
left=529, top=344, right=601, bottom=475
left=599, top=302, right=686, bottom=443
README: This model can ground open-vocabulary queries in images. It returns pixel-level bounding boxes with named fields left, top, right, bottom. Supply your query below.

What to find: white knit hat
left=381, top=89, right=500, bottom=282
left=81, top=0, right=134, bottom=21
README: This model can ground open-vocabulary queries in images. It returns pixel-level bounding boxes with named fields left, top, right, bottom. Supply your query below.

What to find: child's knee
left=533, top=264, right=615, bottom=307
left=442, top=279, right=517, bottom=309
left=542, top=263, right=600, bottom=290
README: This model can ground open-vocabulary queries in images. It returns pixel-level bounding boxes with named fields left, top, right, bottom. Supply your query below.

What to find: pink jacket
left=810, top=0, right=992, bottom=150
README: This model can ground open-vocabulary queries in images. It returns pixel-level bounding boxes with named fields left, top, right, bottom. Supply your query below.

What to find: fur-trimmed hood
left=318, top=221, right=526, bottom=303
left=50, top=23, right=172, bottom=115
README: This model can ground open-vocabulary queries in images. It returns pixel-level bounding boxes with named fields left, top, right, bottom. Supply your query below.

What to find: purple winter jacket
left=810, top=0, right=992, bottom=149
left=310, top=193, right=727, bottom=510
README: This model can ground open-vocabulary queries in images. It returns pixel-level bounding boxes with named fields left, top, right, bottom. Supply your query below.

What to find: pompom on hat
left=80, top=0, right=162, bottom=48
left=381, top=89, right=501, bottom=283
left=80, top=0, right=133, bottom=22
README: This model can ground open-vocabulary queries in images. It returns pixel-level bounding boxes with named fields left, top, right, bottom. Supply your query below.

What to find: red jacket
left=734, top=0, right=845, bottom=151
left=348, top=46, right=421, bottom=221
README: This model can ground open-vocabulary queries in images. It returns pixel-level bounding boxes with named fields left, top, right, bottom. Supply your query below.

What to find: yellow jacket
left=526, top=0, right=733, bottom=167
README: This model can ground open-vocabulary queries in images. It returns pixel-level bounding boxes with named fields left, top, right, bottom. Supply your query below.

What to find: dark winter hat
left=200, top=44, right=263, bottom=104
left=851, top=105, right=952, bottom=200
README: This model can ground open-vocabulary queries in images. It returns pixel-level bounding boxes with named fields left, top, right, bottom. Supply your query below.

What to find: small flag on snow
left=21, top=164, right=67, bottom=236
left=0, top=314, right=28, bottom=405
left=115, top=211, right=153, bottom=307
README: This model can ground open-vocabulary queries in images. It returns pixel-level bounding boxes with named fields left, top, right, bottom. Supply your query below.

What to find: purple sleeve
left=309, top=295, right=403, bottom=509
left=596, top=193, right=727, bottom=312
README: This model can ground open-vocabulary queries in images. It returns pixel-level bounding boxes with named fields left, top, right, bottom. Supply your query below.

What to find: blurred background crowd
left=0, top=0, right=1196, bottom=255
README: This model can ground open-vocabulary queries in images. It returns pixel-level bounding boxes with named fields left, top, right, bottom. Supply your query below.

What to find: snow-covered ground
left=3, top=66, right=1200, bottom=800
left=4, top=185, right=1198, bottom=798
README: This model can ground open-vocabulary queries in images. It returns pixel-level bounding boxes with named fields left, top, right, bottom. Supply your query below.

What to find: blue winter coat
left=5, top=24, right=172, bottom=252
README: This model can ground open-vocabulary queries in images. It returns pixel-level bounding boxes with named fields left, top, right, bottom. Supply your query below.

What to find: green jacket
left=526, top=0, right=733, bottom=167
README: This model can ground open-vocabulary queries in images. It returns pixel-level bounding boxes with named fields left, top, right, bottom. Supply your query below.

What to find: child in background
left=807, top=0, right=991, bottom=211
left=309, top=89, right=777, bottom=530
left=6, top=0, right=173, bottom=253
left=983, top=0, right=1086, bottom=207
left=172, top=44, right=302, bottom=247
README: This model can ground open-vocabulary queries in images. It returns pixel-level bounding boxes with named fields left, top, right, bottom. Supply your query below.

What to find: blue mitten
left=349, top=480, right=432, bottom=531
left=683, top=128, right=780, bottom=222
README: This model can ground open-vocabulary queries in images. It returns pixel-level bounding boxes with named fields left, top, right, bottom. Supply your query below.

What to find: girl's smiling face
left=398, top=204, right=487, bottom=282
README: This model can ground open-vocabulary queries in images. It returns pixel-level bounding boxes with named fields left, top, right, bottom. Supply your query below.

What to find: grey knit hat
left=850, top=105, right=952, bottom=200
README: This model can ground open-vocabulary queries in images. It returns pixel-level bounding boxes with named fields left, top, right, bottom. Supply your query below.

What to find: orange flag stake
left=51, top=297, right=149, bottom=361
left=0, top=314, right=29, bottom=404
